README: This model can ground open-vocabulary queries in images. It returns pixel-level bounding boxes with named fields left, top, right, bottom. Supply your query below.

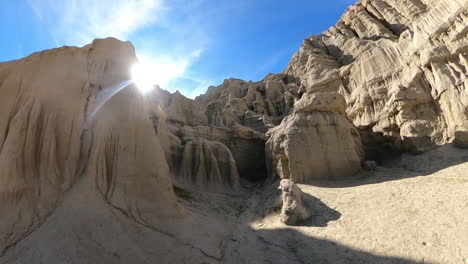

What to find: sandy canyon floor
left=1, top=145, right=467, bottom=264
left=190, top=145, right=468, bottom=264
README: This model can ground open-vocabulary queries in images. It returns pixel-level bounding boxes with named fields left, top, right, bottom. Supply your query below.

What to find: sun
left=131, top=63, right=156, bottom=94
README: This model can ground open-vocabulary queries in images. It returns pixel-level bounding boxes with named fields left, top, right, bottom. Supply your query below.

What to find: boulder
left=454, top=131, right=468, bottom=148
left=279, top=179, right=312, bottom=225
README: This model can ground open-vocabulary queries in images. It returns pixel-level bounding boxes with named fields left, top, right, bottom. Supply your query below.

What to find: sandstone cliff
left=288, top=0, right=468, bottom=154
left=0, top=38, right=183, bottom=256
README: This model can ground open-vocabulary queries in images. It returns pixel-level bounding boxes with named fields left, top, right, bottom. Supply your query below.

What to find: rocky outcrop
left=196, top=75, right=299, bottom=134
left=179, top=124, right=267, bottom=181
left=178, top=138, right=240, bottom=191
left=286, top=0, right=468, bottom=153
left=279, top=179, right=312, bottom=225
left=0, top=38, right=180, bottom=255
left=131, top=0, right=468, bottom=188
left=267, top=93, right=364, bottom=182
left=148, top=86, right=268, bottom=185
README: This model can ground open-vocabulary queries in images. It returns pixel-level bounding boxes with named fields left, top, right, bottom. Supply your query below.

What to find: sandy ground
left=223, top=145, right=468, bottom=263
left=1, top=145, right=467, bottom=263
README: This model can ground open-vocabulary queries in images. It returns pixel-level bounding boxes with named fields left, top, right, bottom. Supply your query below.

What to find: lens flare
left=131, top=63, right=155, bottom=94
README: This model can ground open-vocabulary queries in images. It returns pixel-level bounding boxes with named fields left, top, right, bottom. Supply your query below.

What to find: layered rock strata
left=0, top=38, right=180, bottom=254
left=286, top=0, right=468, bottom=153
left=266, top=93, right=364, bottom=182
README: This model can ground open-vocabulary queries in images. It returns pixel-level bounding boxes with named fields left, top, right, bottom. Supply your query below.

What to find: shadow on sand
left=250, top=227, right=424, bottom=264
left=243, top=190, right=423, bottom=263
left=308, top=144, right=468, bottom=188
left=295, top=193, right=341, bottom=227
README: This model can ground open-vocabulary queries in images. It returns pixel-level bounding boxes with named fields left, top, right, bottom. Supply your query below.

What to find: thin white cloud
left=27, top=0, right=166, bottom=45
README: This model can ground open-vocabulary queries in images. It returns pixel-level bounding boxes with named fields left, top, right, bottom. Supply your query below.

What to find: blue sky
left=0, top=0, right=355, bottom=98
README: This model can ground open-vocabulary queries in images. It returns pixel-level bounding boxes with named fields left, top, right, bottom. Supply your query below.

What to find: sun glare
left=131, top=63, right=155, bottom=94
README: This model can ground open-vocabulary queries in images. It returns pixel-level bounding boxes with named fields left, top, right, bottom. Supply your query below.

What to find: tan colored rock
left=0, top=38, right=181, bottom=254
left=294, top=91, right=346, bottom=114
left=283, top=0, right=468, bottom=151
left=1, top=0, right=468, bottom=262
left=180, top=124, right=267, bottom=181
left=146, top=85, right=269, bottom=186
left=178, top=138, right=240, bottom=191
left=280, top=179, right=312, bottom=225
left=195, top=75, right=297, bottom=133
left=267, top=93, right=364, bottom=183
left=147, top=87, right=208, bottom=127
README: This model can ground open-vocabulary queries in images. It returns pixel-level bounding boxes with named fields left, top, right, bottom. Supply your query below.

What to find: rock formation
left=287, top=0, right=468, bottom=154
left=0, top=38, right=181, bottom=255
left=266, top=93, right=364, bottom=182
left=0, top=0, right=467, bottom=263
left=189, top=0, right=468, bottom=172
left=147, top=87, right=267, bottom=188
left=178, top=138, right=240, bottom=190
left=279, top=179, right=312, bottom=225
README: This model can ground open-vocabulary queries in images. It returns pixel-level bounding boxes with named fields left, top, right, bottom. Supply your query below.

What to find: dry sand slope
left=223, top=145, right=468, bottom=264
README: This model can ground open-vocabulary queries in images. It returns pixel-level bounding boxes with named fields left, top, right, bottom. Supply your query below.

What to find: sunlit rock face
left=0, top=37, right=180, bottom=254
left=286, top=0, right=468, bottom=153
left=195, top=75, right=299, bottom=134
left=142, top=0, right=467, bottom=187
left=266, top=93, right=364, bottom=182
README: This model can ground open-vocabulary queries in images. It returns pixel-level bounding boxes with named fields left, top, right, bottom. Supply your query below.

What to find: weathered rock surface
left=179, top=124, right=267, bottom=181
left=286, top=0, right=468, bottom=152
left=148, top=86, right=268, bottom=186
left=0, top=38, right=181, bottom=256
left=190, top=0, right=468, bottom=175
left=1, top=0, right=468, bottom=263
left=195, top=75, right=298, bottom=133
left=178, top=138, right=240, bottom=190
left=279, top=179, right=312, bottom=225
left=267, top=93, right=364, bottom=182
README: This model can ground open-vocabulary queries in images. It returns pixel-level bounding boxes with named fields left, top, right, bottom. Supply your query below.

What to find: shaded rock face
left=280, top=179, right=312, bottom=225
left=147, top=87, right=268, bottom=187
left=179, top=138, right=240, bottom=190
left=0, top=38, right=180, bottom=254
left=286, top=0, right=468, bottom=151
left=179, top=125, right=267, bottom=182
left=358, top=126, right=401, bottom=164
left=267, top=93, right=364, bottom=183
left=454, top=130, right=468, bottom=148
